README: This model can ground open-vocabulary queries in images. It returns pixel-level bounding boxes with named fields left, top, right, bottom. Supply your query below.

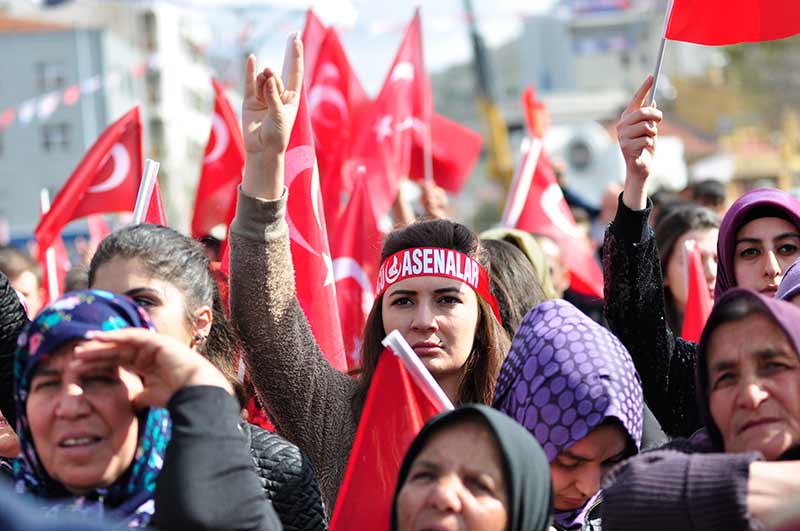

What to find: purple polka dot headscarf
left=493, top=299, right=643, bottom=528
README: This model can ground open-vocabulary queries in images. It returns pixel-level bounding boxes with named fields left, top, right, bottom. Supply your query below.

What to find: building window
left=35, top=61, right=66, bottom=93
left=42, top=123, right=70, bottom=152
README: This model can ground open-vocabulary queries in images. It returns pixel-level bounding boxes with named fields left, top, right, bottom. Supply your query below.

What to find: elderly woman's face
left=26, top=343, right=143, bottom=493
left=708, top=313, right=800, bottom=460
left=396, top=419, right=508, bottom=531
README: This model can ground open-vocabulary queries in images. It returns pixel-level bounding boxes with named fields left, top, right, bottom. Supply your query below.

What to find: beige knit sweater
left=230, top=188, right=358, bottom=513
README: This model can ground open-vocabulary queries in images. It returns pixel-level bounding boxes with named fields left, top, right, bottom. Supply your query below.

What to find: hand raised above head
left=242, top=34, right=304, bottom=156
left=617, top=75, right=663, bottom=210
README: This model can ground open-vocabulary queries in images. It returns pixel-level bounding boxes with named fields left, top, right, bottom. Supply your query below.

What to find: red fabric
left=87, top=214, right=111, bottom=250
left=328, top=349, right=443, bottom=531
left=666, top=0, right=800, bottom=45
left=681, top=242, right=713, bottom=342
left=245, top=395, right=275, bottom=432
left=286, top=90, right=347, bottom=371
left=145, top=179, right=168, bottom=226
left=504, top=136, right=604, bottom=299
left=301, top=8, right=328, bottom=84
left=332, top=178, right=383, bottom=369
left=308, top=27, right=369, bottom=236
left=35, top=107, right=143, bottom=253
left=346, top=9, right=432, bottom=218
left=39, top=236, right=70, bottom=305
left=408, top=113, right=481, bottom=194
left=191, top=78, right=245, bottom=238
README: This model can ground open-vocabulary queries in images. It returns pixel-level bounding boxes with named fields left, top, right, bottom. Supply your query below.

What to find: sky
left=204, top=0, right=558, bottom=94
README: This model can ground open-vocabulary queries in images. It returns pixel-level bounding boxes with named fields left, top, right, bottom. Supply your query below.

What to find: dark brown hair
left=352, top=219, right=509, bottom=415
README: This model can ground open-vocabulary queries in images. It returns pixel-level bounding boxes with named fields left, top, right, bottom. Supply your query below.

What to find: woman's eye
left=133, top=297, right=156, bottom=309
left=739, top=248, right=759, bottom=259
left=438, top=296, right=461, bottom=305
left=778, top=243, right=799, bottom=256
left=555, top=457, right=579, bottom=470
left=712, top=372, right=735, bottom=389
left=409, top=470, right=434, bottom=482
left=390, top=297, right=413, bottom=306
left=32, top=380, right=59, bottom=392
left=465, top=477, right=493, bottom=494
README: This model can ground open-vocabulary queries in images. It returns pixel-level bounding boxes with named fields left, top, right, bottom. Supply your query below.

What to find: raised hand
left=420, top=181, right=449, bottom=219
left=617, top=75, right=662, bottom=210
left=73, top=328, right=232, bottom=409
left=241, top=34, right=304, bottom=201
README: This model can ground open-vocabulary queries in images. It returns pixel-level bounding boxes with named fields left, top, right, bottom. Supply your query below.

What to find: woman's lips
left=412, top=342, right=444, bottom=357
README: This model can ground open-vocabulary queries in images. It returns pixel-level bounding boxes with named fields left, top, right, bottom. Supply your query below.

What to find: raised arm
left=0, top=272, right=28, bottom=428
left=603, top=76, right=701, bottom=437
left=229, top=36, right=356, bottom=510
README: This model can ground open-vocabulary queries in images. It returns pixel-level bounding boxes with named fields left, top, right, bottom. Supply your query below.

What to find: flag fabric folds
left=191, top=78, right=246, bottom=238
left=665, top=0, right=800, bottom=45
left=681, top=240, right=713, bottom=342
left=328, top=346, right=444, bottom=531
left=35, top=107, right=143, bottom=254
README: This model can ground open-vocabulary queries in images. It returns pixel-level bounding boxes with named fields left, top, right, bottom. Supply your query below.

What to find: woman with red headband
left=228, top=36, right=509, bottom=512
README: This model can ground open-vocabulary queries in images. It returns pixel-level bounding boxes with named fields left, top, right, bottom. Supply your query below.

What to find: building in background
left=0, top=16, right=139, bottom=240
left=3, top=0, right=214, bottom=235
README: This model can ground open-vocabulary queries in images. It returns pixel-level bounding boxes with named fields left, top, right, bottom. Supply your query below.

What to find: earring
left=193, top=334, right=207, bottom=345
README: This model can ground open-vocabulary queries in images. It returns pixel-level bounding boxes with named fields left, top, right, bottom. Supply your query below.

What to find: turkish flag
left=328, top=348, right=443, bottom=531
left=332, top=177, right=383, bottom=369
left=191, top=78, right=245, bottom=238
left=308, top=27, right=369, bottom=235
left=347, top=9, right=432, bottom=218
left=666, top=0, right=800, bottom=45
left=502, top=136, right=604, bottom=299
left=681, top=241, right=713, bottom=342
left=145, top=179, right=168, bottom=226
left=39, top=236, right=70, bottom=305
left=301, top=8, right=328, bottom=86
left=35, top=107, right=142, bottom=254
left=286, top=90, right=347, bottom=371
left=408, top=113, right=482, bottom=194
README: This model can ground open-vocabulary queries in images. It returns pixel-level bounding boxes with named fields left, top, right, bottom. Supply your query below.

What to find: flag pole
left=132, top=159, right=160, bottom=224
left=382, top=329, right=455, bottom=412
left=39, top=189, right=59, bottom=302
left=647, top=0, right=675, bottom=106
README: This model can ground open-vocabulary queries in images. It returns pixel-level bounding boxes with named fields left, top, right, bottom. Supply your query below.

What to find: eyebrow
left=124, top=287, right=164, bottom=298
left=710, top=349, right=789, bottom=373
left=387, top=287, right=463, bottom=297
left=736, top=233, right=800, bottom=245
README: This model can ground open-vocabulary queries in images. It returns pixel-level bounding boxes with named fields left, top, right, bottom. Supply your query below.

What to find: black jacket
left=0, top=272, right=28, bottom=429
left=602, top=196, right=701, bottom=438
left=242, top=423, right=327, bottom=531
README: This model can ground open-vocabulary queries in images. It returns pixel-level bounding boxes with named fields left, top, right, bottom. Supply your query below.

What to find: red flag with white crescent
left=308, top=27, right=369, bottom=236
left=332, top=176, right=383, bottom=369
left=301, top=8, right=328, bottom=87
left=191, top=78, right=245, bottom=238
left=35, top=107, right=143, bottom=254
left=286, top=89, right=347, bottom=372
left=502, top=136, right=604, bottom=299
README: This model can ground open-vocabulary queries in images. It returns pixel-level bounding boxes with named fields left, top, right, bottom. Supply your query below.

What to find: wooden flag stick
left=132, top=159, right=160, bottom=224
left=648, top=0, right=675, bottom=106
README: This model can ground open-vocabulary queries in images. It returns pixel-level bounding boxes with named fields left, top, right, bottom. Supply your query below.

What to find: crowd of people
left=1, top=34, right=800, bottom=531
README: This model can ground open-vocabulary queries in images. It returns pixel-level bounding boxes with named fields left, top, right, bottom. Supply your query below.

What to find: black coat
left=602, top=196, right=701, bottom=438
left=242, top=423, right=327, bottom=531
left=0, top=272, right=28, bottom=429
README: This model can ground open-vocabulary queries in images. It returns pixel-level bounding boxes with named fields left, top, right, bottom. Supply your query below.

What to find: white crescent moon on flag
left=390, top=61, right=415, bottom=82
left=308, top=85, right=349, bottom=130
left=204, top=113, right=229, bottom=164
left=541, top=182, right=583, bottom=238
left=333, top=257, right=375, bottom=315
left=285, top=145, right=319, bottom=256
left=88, top=143, right=130, bottom=194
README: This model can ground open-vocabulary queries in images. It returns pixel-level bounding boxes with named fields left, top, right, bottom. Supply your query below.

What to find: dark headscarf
left=391, top=404, right=552, bottom=531
left=493, top=299, right=643, bottom=530
left=697, top=288, right=800, bottom=449
left=778, top=258, right=800, bottom=302
left=715, top=188, right=800, bottom=299
left=13, top=290, right=171, bottom=527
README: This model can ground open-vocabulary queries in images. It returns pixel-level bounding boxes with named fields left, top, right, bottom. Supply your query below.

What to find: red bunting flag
left=332, top=177, right=383, bottom=368
left=301, top=8, right=328, bottom=85
left=35, top=107, right=143, bottom=255
left=191, top=78, right=245, bottom=239
left=329, top=346, right=445, bottom=531
left=681, top=240, right=713, bottom=342
left=285, top=89, right=346, bottom=371
left=502, top=136, right=604, bottom=299
left=666, top=0, right=800, bottom=45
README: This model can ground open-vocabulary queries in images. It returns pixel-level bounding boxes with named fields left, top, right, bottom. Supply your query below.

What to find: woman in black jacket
left=605, top=75, right=800, bottom=438
left=86, top=223, right=327, bottom=531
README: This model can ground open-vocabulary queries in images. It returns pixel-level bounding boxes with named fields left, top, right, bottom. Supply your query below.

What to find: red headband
left=375, top=247, right=502, bottom=324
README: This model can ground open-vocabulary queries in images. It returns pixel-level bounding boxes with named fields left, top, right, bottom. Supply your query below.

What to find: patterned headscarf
left=493, top=299, right=643, bottom=530
left=13, top=290, right=171, bottom=528
left=715, top=188, right=800, bottom=299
